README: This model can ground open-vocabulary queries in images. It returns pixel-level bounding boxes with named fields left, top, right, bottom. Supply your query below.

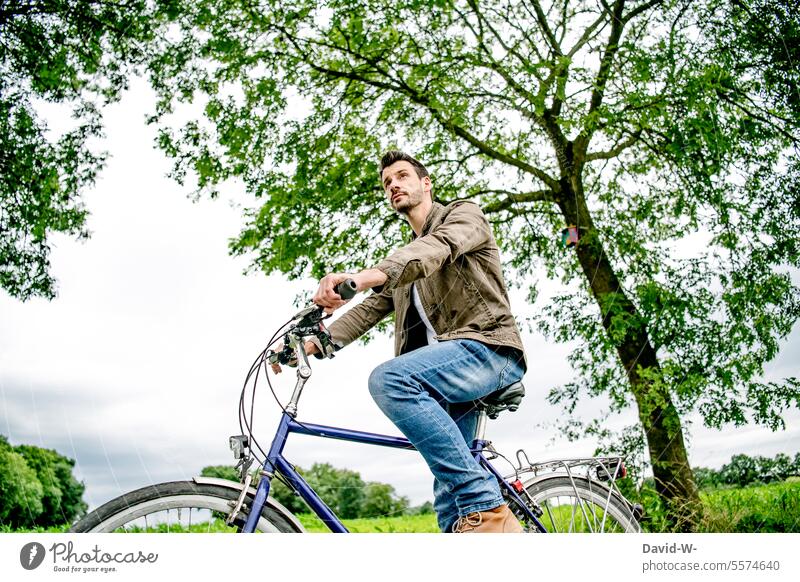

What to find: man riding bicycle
left=271, top=150, right=527, bottom=533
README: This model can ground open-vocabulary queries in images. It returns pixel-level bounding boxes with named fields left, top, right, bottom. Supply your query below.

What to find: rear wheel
left=518, top=475, right=640, bottom=533
left=69, top=481, right=302, bottom=533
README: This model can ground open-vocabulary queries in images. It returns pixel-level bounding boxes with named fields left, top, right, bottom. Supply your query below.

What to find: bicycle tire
left=520, top=475, right=640, bottom=533
left=69, top=480, right=302, bottom=533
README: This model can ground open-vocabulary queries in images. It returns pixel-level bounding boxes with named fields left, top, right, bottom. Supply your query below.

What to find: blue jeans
left=367, top=339, right=525, bottom=532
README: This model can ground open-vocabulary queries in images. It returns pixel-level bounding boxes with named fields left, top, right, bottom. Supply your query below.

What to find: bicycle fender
left=521, top=473, right=614, bottom=495
left=521, top=473, right=639, bottom=514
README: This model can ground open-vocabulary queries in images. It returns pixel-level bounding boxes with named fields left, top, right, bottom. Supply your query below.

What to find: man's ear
left=423, top=176, right=433, bottom=199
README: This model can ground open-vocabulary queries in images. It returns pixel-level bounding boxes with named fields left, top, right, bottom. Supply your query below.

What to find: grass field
left=697, top=480, right=800, bottom=533
left=296, top=513, right=440, bottom=533
left=6, top=480, right=798, bottom=533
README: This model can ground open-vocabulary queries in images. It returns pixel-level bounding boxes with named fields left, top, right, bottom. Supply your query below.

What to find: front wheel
left=517, top=475, right=641, bottom=533
left=69, top=480, right=303, bottom=533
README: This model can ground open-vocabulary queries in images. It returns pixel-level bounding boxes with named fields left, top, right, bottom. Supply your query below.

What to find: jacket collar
left=411, top=201, right=445, bottom=239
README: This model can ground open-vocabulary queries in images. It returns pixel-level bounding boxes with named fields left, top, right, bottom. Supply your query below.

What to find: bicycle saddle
left=477, top=381, right=525, bottom=419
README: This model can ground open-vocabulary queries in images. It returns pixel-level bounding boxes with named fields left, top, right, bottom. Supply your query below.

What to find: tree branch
left=526, top=0, right=563, bottom=56
left=623, top=0, right=666, bottom=24
left=586, top=130, right=642, bottom=161
left=294, top=52, right=561, bottom=192
left=717, top=91, right=800, bottom=145
left=482, top=189, right=556, bottom=214
left=462, top=0, right=540, bottom=78
left=457, top=0, right=546, bottom=112
left=567, top=9, right=610, bottom=58
left=573, top=0, right=627, bottom=162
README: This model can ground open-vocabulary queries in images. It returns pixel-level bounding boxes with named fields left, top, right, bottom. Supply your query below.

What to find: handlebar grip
left=336, top=278, right=358, bottom=300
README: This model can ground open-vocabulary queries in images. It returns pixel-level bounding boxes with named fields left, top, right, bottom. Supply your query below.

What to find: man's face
left=381, top=160, right=430, bottom=213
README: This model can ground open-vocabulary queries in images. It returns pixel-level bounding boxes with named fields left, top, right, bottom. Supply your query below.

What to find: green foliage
left=296, top=512, right=439, bottom=533
left=0, top=435, right=86, bottom=528
left=0, top=445, right=44, bottom=527
left=626, top=451, right=800, bottom=532
left=694, top=452, right=800, bottom=488
left=0, top=0, right=163, bottom=300
left=14, top=444, right=87, bottom=527
left=201, top=461, right=409, bottom=519
left=361, top=481, right=409, bottom=519
left=638, top=478, right=800, bottom=533
left=408, top=500, right=435, bottom=515
left=145, top=1, right=800, bottom=453
left=700, top=480, right=800, bottom=533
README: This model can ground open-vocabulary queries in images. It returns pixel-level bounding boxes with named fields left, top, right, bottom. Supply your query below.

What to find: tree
left=0, top=436, right=86, bottom=528
left=409, top=500, right=435, bottom=515
left=149, top=0, right=800, bottom=529
left=337, top=470, right=367, bottom=519
left=201, top=462, right=410, bottom=519
left=0, top=441, right=44, bottom=527
left=362, top=482, right=409, bottom=519
left=14, top=444, right=87, bottom=526
left=0, top=0, right=163, bottom=300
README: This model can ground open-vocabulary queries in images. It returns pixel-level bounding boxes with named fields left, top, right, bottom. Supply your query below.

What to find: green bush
left=0, top=446, right=44, bottom=527
left=408, top=500, right=435, bottom=515
left=14, top=444, right=87, bottom=526
left=361, top=482, right=409, bottom=519
left=201, top=461, right=410, bottom=519
left=0, top=436, right=86, bottom=529
left=693, top=451, right=800, bottom=488
left=626, top=477, right=800, bottom=532
left=700, top=481, right=800, bottom=532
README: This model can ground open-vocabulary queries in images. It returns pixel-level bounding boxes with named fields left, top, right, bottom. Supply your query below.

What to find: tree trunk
left=557, top=174, right=702, bottom=531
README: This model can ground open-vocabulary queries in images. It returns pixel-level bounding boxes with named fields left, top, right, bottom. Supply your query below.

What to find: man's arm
left=370, top=201, right=491, bottom=293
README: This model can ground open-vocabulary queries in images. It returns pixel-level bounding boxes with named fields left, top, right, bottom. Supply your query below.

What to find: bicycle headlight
left=229, top=435, right=249, bottom=459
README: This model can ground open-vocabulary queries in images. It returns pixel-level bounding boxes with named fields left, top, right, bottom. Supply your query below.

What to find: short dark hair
left=379, top=150, right=430, bottom=180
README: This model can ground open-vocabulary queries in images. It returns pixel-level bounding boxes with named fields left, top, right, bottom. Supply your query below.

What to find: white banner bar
left=1, top=533, right=798, bottom=581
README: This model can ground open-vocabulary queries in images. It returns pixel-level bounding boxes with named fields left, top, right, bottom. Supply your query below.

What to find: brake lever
left=290, top=278, right=357, bottom=324
left=292, top=305, right=322, bottom=322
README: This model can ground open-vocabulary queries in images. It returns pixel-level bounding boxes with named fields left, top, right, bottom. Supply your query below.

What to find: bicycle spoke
left=522, top=475, right=639, bottom=534
left=569, top=496, right=578, bottom=532
left=544, top=500, right=559, bottom=533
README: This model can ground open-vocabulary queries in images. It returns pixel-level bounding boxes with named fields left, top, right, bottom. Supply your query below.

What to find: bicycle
left=70, top=280, right=642, bottom=533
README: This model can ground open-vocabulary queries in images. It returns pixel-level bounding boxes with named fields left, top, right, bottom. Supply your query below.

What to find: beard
left=391, top=184, right=425, bottom=214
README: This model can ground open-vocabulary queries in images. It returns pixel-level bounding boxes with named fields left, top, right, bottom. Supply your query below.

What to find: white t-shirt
left=411, top=283, right=438, bottom=345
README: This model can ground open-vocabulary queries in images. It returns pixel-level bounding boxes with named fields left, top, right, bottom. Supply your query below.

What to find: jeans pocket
left=497, top=352, right=512, bottom=389
left=497, top=348, right=524, bottom=389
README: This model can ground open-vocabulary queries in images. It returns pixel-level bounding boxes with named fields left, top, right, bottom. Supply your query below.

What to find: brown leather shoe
left=452, top=504, right=524, bottom=533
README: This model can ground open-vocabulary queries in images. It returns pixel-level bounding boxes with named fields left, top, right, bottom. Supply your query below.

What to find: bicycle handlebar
left=335, top=278, right=358, bottom=300
left=267, top=277, right=359, bottom=366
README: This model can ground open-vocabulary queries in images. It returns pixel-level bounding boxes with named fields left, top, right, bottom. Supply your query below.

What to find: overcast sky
left=1, top=79, right=798, bottom=511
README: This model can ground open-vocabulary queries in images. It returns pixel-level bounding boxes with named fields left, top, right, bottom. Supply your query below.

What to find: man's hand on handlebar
left=270, top=340, right=319, bottom=374
left=313, top=269, right=388, bottom=314
left=313, top=273, right=353, bottom=314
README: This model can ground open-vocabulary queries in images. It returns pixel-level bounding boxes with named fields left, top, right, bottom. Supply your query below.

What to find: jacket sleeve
left=371, top=201, right=491, bottom=293
left=309, top=287, right=395, bottom=356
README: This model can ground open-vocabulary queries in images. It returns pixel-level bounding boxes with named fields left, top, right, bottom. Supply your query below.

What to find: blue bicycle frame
left=242, top=411, right=547, bottom=533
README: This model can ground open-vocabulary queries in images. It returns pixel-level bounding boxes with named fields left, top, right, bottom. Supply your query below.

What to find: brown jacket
left=327, top=200, right=526, bottom=365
